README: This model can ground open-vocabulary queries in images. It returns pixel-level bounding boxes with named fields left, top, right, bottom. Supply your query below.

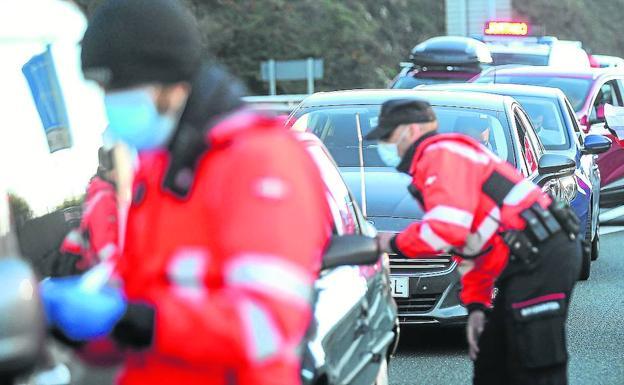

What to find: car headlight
left=559, top=176, right=578, bottom=203
left=542, top=176, right=577, bottom=203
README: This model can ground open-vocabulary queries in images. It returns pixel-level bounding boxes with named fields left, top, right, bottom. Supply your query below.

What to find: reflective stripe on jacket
left=393, top=133, right=550, bottom=308
left=116, top=111, right=333, bottom=385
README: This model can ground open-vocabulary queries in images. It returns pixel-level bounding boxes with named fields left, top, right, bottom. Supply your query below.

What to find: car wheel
left=587, top=201, right=600, bottom=261
left=375, top=357, right=389, bottom=385
left=577, top=209, right=592, bottom=280
left=579, top=239, right=591, bottom=281
left=591, top=231, right=600, bottom=261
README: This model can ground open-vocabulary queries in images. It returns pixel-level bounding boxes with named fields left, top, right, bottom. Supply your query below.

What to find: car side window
left=565, top=99, right=584, bottom=146
left=590, top=80, right=623, bottom=121
left=514, top=108, right=539, bottom=176
left=518, top=108, right=544, bottom=160
left=306, top=144, right=360, bottom=236
left=617, top=79, right=624, bottom=103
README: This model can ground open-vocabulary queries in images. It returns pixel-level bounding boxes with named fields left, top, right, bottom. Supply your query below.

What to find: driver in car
left=369, top=98, right=582, bottom=385
left=454, top=116, right=493, bottom=151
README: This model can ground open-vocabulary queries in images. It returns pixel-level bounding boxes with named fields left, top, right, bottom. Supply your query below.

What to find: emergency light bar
left=484, top=21, right=529, bottom=36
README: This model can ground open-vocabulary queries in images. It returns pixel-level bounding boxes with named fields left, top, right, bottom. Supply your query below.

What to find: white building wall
left=446, top=0, right=512, bottom=36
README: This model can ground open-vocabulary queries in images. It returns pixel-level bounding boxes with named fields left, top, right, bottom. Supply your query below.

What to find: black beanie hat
left=81, top=0, right=202, bottom=90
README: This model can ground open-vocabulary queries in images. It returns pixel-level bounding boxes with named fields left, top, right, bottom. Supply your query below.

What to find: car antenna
left=355, top=112, right=368, bottom=218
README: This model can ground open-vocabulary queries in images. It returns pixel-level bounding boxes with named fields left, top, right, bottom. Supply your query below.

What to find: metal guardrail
left=242, top=94, right=308, bottom=113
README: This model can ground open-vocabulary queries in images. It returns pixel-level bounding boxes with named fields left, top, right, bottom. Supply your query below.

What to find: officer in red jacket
left=370, top=99, right=582, bottom=385
left=43, top=1, right=333, bottom=384
left=59, top=147, right=118, bottom=275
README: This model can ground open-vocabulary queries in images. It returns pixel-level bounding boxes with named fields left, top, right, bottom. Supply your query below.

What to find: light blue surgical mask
left=104, top=88, right=176, bottom=151
left=377, top=142, right=401, bottom=167
left=376, top=127, right=410, bottom=167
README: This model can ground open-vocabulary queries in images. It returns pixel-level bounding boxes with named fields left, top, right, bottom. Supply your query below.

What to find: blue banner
left=22, top=45, right=72, bottom=153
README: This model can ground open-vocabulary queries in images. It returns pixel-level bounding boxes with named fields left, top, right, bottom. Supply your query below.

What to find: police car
left=478, top=21, right=590, bottom=69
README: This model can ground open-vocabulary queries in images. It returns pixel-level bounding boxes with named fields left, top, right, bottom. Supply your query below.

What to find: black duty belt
left=476, top=171, right=580, bottom=266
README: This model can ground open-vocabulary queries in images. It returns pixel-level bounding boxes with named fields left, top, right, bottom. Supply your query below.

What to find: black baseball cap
left=365, top=99, right=437, bottom=140
left=81, top=0, right=202, bottom=90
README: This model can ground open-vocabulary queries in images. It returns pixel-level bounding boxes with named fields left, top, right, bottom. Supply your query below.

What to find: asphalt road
left=389, top=229, right=624, bottom=385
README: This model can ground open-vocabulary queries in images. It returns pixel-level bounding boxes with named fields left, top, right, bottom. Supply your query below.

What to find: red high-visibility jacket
left=391, top=133, right=550, bottom=308
left=114, top=111, right=333, bottom=385
left=60, top=176, right=118, bottom=270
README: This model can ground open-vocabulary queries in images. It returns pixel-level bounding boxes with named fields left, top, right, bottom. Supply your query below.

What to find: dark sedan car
left=421, top=83, right=612, bottom=278
left=288, top=89, right=576, bottom=325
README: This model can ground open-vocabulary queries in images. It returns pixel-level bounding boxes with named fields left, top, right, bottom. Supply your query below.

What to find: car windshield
left=475, top=75, right=592, bottom=111
left=513, top=96, right=570, bottom=151
left=291, top=105, right=512, bottom=166
left=491, top=53, right=549, bottom=66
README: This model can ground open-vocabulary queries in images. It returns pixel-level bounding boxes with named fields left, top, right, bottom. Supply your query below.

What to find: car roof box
left=410, top=36, right=493, bottom=68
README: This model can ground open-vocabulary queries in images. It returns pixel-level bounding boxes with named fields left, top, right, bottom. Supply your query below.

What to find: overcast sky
left=0, top=0, right=107, bottom=215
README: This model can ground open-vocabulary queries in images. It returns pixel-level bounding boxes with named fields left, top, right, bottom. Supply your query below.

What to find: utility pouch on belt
left=502, top=230, right=538, bottom=267
left=503, top=203, right=563, bottom=267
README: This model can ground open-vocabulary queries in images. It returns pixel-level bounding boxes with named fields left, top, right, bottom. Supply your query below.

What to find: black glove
left=111, top=302, right=155, bottom=349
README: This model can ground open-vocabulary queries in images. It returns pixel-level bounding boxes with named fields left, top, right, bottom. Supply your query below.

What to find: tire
left=591, top=231, right=600, bottom=261
left=375, top=357, right=389, bottom=385
left=577, top=208, right=592, bottom=280
left=587, top=200, right=600, bottom=261
left=579, top=245, right=591, bottom=281
left=579, top=237, right=591, bottom=282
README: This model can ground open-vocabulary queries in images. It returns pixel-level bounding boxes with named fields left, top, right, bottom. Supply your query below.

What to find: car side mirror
left=538, top=153, right=575, bottom=178
left=582, top=134, right=612, bottom=155
left=322, top=234, right=379, bottom=270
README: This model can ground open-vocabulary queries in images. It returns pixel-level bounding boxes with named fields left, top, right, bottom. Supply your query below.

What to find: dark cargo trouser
left=473, top=231, right=582, bottom=385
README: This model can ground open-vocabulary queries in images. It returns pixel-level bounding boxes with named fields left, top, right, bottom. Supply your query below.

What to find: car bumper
left=391, top=263, right=467, bottom=325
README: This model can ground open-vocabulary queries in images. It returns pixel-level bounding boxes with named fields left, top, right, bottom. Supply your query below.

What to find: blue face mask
left=376, top=127, right=409, bottom=167
left=104, top=89, right=176, bottom=151
left=377, top=142, right=401, bottom=167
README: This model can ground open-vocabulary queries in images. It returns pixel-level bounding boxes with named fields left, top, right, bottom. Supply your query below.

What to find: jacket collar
left=396, top=131, right=438, bottom=175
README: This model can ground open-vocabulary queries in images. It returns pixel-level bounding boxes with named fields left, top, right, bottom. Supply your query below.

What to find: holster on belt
left=502, top=201, right=580, bottom=269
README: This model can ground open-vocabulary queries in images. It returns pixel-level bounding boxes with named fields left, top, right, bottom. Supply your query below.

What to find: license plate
left=390, top=276, right=409, bottom=298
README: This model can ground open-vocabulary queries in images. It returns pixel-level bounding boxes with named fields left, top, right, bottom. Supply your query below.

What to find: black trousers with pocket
left=473, top=231, right=582, bottom=385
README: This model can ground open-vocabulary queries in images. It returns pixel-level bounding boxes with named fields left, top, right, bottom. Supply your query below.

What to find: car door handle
left=360, top=302, right=369, bottom=317
left=355, top=303, right=370, bottom=336
left=355, top=318, right=369, bottom=336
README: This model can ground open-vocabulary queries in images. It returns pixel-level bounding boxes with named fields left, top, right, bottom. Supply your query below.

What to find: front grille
left=389, top=254, right=454, bottom=274
left=395, top=294, right=441, bottom=314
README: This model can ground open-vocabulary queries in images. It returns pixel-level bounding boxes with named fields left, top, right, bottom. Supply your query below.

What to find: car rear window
left=475, top=75, right=592, bottom=111
left=514, top=96, right=570, bottom=151
left=291, top=105, right=512, bottom=167
left=392, top=73, right=476, bottom=89
left=491, top=53, right=549, bottom=66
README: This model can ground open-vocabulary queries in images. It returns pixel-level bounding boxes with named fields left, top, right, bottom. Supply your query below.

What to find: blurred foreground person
left=58, top=147, right=118, bottom=276
left=371, top=99, right=582, bottom=385
left=40, top=0, right=333, bottom=384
